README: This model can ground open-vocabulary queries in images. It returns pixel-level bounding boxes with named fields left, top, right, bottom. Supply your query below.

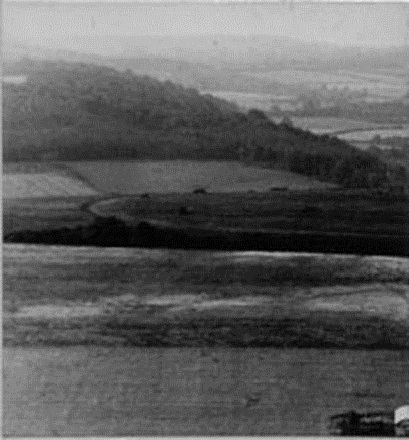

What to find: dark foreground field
left=4, top=190, right=409, bottom=236
left=95, top=191, right=409, bottom=236
left=4, top=190, right=409, bottom=256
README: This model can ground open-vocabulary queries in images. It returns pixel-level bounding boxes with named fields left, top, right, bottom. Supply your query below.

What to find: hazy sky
left=4, top=2, right=407, bottom=51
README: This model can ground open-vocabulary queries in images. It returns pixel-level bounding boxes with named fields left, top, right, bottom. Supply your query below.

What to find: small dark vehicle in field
left=329, top=411, right=395, bottom=436
left=193, top=188, right=207, bottom=194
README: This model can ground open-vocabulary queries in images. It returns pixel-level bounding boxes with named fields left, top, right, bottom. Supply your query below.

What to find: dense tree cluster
left=3, top=59, right=407, bottom=189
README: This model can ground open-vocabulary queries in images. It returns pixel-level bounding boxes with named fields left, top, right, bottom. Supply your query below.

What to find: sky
left=3, top=1, right=407, bottom=52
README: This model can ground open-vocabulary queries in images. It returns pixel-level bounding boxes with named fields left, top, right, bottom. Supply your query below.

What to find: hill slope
left=2, top=59, right=407, bottom=188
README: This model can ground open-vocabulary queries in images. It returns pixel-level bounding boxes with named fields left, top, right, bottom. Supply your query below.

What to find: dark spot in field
left=211, top=352, right=220, bottom=363
left=270, top=187, right=288, bottom=192
left=243, top=393, right=262, bottom=407
left=140, top=193, right=150, bottom=199
left=193, top=188, right=207, bottom=194
left=179, top=206, right=195, bottom=215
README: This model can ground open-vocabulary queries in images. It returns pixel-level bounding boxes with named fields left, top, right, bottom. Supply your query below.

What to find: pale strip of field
left=12, top=283, right=409, bottom=323
left=3, top=162, right=61, bottom=174
left=5, top=245, right=409, bottom=269
left=338, top=127, right=409, bottom=141
left=3, top=173, right=100, bottom=199
left=243, top=69, right=405, bottom=88
left=2, top=75, right=27, bottom=84
left=202, top=91, right=295, bottom=101
left=277, top=117, right=383, bottom=134
left=336, top=69, right=407, bottom=83
left=242, top=70, right=405, bottom=99
left=68, top=160, right=333, bottom=194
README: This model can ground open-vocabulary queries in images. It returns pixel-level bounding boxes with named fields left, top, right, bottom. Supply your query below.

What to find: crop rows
left=3, top=172, right=99, bottom=199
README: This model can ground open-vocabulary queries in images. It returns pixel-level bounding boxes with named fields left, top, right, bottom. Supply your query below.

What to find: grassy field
left=3, top=196, right=96, bottom=235
left=3, top=160, right=333, bottom=201
left=67, top=160, right=332, bottom=194
left=3, top=245, right=409, bottom=348
left=93, top=191, right=409, bottom=236
left=4, top=346, right=409, bottom=436
left=4, top=188, right=409, bottom=240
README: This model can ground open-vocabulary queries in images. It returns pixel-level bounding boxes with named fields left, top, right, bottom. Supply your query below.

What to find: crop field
left=93, top=191, right=409, bottom=236
left=3, top=173, right=100, bottom=199
left=3, top=162, right=101, bottom=199
left=67, top=160, right=332, bottom=194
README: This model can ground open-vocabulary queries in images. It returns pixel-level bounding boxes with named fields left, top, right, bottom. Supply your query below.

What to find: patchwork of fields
left=3, top=160, right=333, bottom=201
left=3, top=160, right=408, bottom=241
left=4, top=159, right=409, bottom=436
left=243, top=69, right=406, bottom=99
left=4, top=31, right=409, bottom=439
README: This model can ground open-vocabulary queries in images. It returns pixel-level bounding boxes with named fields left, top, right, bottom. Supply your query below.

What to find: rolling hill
left=2, top=58, right=407, bottom=188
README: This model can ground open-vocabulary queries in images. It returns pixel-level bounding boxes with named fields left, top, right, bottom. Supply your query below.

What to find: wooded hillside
left=3, top=59, right=407, bottom=189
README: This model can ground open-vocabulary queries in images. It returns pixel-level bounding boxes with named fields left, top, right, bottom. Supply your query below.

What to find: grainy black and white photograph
left=2, top=0, right=409, bottom=436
